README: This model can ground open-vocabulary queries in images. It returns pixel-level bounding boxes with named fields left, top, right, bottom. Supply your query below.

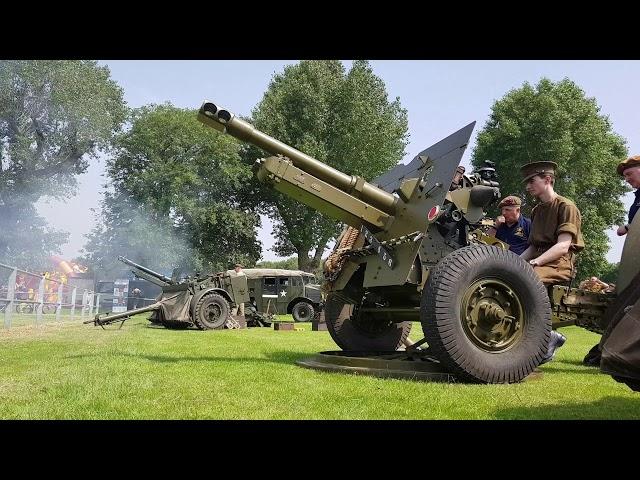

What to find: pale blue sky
left=36, top=60, right=640, bottom=263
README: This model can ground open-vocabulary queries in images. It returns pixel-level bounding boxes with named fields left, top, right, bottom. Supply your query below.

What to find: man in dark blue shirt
left=616, top=155, right=640, bottom=236
left=487, top=195, right=531, bottom=255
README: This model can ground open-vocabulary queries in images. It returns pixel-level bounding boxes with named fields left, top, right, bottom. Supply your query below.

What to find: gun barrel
left=86, top=302, right=162, bottom=326
left=117, top=256, right=174, bottom=285
left=198, top=101, right=398, bottom=216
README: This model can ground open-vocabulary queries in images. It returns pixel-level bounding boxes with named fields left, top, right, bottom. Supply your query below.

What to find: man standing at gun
left=616, top=155, right=640, bottom=236
left=519, top=161, right=585, bottom=364
left=230, top=263, right=246, bottom=318
left=131, top=287, right=143, bottom=309
left=583, top=155, right=640, bottom=367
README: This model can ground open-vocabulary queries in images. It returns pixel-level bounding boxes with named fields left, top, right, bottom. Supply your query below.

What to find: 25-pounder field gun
left=86, top=256, right=250, bottom=330
left=198, top=100, right=637, bottom=383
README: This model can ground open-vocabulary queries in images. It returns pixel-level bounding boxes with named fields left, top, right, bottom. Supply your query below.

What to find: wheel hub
left=461, top=278, right=524, bottom=351
left=206, top=304, right=221, bottom=322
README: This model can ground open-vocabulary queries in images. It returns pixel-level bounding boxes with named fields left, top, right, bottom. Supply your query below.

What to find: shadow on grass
left=538, top=363, right=605, bottom=375
left=493, top=395, right=640, bottom=420
left=559, top=359, right=599, bottom=367
left=65, top=349, right=316, bottom=367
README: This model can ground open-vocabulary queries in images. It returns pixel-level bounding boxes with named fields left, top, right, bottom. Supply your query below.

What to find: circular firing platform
left=296, top=350, right=543, bottom=383
left=296, top=350, right=455, bottom=382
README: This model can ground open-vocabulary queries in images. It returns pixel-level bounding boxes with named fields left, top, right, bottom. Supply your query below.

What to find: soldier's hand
left=617, top=225, right=628, bottom=236
left=495, top=215, right=505, bottom=228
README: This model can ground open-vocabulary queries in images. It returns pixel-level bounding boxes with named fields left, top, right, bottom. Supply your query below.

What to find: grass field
left=0, top=315, right=638, bottom=419
left=2, top=310, right=88, bottom=328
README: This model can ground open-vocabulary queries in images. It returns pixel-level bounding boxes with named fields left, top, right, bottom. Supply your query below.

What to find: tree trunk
left=296, top=247, right=312, bottom=272
left=310, top=239, right=330, bottom=272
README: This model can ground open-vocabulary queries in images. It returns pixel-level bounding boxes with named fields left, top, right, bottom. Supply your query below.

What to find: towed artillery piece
left=86, top=256, right=249, bottom=330
left=197, top=100, right=638, bottom=384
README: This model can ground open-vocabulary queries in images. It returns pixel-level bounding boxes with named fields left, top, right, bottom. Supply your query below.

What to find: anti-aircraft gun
left=198, top=101, right=555, bottom=384
left=86, top=256, right=250, bottom=330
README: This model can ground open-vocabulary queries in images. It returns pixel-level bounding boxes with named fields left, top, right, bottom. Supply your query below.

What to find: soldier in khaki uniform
left=519, top=161, right=585, bottom=363
left=230, top=263, right=246, bottom=317
left=520, top=161, right=585, bottom=284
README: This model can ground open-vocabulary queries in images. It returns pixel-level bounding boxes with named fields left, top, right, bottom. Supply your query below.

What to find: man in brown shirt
left=520, top=161, right=585, bottom=284
left=519, top=161, right=585, bottom=363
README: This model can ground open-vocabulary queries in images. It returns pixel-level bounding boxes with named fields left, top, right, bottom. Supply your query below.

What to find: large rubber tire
left=42, top=304, right=56, bottom=315
left=422, top=245, right=551, bottom=384
left=324, top=293, right=412, bottom=351
left=292, top=301, right=315, bottom=322
left=193, top=293, right=230, bottom=330
left=16, top=303, right=33, bottom=314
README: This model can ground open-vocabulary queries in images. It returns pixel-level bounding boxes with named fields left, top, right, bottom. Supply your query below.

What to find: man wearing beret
left=519, top=161, right=585, bottom=363
left=616, top=155, right=640, bottom=236
left=487, top=195, right=531, bottom=255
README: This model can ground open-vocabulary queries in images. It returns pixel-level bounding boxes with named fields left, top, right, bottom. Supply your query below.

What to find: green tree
left=0, top=60, right=127, bottom=269
left=472, top=78, right=629, bottom=280
left=82, top=104, right=261, bottom=277
left=599, top=262, right=619, bottom=285
left=1, top=203, right=69, bottom=269
left=255, top=257, right=299, bottom=270
left=246, top=60, right=409, bottom=271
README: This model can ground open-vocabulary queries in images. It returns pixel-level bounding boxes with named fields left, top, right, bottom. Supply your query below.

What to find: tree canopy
left=246, top=60, right=409, bottom=271
left=0, top=60, right=126, bottom=269
left=81, top=104, right=261, bottom=277
left=255, top=257, right=298, bottom=270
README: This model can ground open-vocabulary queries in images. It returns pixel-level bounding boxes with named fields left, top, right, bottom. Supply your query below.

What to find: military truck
left=87, top=256, right=249, bottom=330
left=197, top=100, right=634, bottom=384
left=243, top=268, right=323, bottom=322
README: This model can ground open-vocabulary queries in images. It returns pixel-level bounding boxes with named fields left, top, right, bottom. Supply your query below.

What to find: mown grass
left=3, top=309, right=91, bottom=328
left=0, top=315, right=638, bottom=419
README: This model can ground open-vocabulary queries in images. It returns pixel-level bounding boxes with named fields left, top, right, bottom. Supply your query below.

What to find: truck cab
left=243, top=268, right=323, bottom=322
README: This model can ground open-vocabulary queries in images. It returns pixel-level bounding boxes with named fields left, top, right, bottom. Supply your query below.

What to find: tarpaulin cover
left=149, top=290, right=191, bottom=323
